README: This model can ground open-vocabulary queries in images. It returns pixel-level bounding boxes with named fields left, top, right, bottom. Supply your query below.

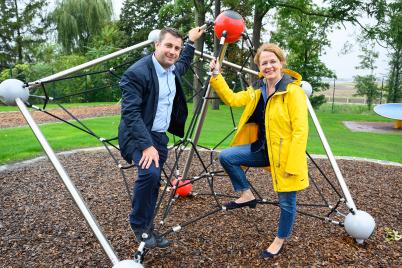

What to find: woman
left=209, top=43, right=309, bottom=259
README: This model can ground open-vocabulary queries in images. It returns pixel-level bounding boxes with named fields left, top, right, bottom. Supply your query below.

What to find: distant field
left=321, top=81, right=356, bottom=97
left=319, top=81, right=385, bottom=104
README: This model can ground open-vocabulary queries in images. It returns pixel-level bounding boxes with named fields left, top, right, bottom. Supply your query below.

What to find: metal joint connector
left=172, top=225, right=182, bottom=232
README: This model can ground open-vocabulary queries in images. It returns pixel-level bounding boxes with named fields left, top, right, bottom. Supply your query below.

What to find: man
left=118, top=27, right=204, bottom=248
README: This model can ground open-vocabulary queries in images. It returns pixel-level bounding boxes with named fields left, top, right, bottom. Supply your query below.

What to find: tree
left=84, top=22, right=127, bottom=102
left=222, top=0, right=268, bottom=74
left=191, top=0, right=212, bottom=111
left=317, top=0, right=400, bottom=103
left=354, top=75, right=380, bottom=110
left=158, top=0, right=194, bottom=31
left=211, top=0, right=221, bottom=110
left=0, top=53, right=87, bottom=103
left=271, top=0, right=336, bottom=108
left=157, top=0, right=214, bottom=110
left=118, top=0, right=169, bottom=46
left=85, top=22, right=126, bottom=60
left=353, top=39, right=380, bottom=110
left=0, top=0, right=49, bottom=68
left=221, top=0, right=369, bottom=85
left=379, top=2, right=401, bottom=103
left=387, top=49, right=401, bottom=103
left=250, top=0, right=271, bottom=70
left=51, top=0, right=113, bottom=54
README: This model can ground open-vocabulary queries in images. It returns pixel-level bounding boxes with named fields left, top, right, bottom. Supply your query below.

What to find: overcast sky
left=321, top=23, right=389, bottom=81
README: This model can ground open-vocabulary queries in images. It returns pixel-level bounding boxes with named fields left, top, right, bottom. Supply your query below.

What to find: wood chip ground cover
left=1, top=150, right=401, bottom=267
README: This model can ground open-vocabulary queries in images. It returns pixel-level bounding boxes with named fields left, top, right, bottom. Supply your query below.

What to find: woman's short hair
left=254, top=43, right=286, bottom=65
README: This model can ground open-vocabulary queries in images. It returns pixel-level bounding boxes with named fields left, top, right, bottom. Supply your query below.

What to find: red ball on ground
left=214, top=10, right=245, bottom=43
left=176, top=179, right=192, bottom=197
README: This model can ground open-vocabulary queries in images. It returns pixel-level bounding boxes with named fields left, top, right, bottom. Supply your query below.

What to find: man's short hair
left=159, top=27, right=183, bottom=42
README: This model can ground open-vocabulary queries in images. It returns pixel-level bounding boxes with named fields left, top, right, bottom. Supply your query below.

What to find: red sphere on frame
left=214, top=10, right=245, bottom=43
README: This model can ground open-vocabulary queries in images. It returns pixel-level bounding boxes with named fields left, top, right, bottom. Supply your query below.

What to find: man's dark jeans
left=129, top=131, right=168, bottom=232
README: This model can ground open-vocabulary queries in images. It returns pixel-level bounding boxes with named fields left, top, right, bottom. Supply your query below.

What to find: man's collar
left=152, top=54, right=175, bottom=76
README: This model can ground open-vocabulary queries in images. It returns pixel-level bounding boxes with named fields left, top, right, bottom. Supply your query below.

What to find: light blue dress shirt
left=261, top=76, right=283, bottom=103
left=151, top=54, right=177, bottom=132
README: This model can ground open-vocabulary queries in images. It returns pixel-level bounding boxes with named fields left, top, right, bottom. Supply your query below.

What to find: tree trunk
left=392, top=47, right=401, bottom=102
left=387, top=62, right=396, bottom=103
left=211, top=0, right=221, bottom=110
left=249, top=6, right=267, bottom=84
left=13, top=0, right=23, bottom=63
left=251, top=8, right=263, bottom=71
left=192, top=0, right=206, bottom=112
left=387, top=46, right=401, bottom=103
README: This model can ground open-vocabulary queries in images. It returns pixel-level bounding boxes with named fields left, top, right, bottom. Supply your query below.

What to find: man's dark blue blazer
left=118, top=44, right=195, bottom=163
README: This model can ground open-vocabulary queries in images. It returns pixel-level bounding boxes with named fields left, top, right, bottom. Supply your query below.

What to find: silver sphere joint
left=0, top=79, right=29, bottom=106
left=344, top=210, right=376, bottom=244
left=112, top=260, right=144, bottom=268
left=148, top=29, right=161, bottom=43
left=300, top=81, right=312, bottom=97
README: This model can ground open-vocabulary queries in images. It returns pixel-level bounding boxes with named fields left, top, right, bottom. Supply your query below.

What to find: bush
left=309, top=94, right=326, bottom=109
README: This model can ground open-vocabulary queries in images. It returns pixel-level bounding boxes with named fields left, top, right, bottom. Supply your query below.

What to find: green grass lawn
left=0, top=104, right=401, bottom=165
left=307, top=113, right=398, bottom=161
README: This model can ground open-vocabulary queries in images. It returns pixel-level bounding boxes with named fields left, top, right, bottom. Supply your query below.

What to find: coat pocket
left=276, top=137, right=290, bottom=173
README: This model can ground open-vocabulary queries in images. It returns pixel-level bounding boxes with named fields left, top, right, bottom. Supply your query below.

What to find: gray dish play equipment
left=374, top=103, right=402, bottom=120
left=374, top=103, right=402, bottom=129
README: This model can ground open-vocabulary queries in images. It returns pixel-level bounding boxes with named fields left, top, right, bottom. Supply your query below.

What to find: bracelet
left=212, top=69, right=220, bottom=76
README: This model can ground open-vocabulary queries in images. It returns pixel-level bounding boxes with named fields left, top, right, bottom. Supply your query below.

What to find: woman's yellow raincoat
left=209, top=69, right=309, bottom=192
